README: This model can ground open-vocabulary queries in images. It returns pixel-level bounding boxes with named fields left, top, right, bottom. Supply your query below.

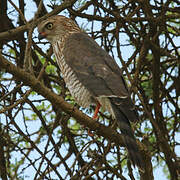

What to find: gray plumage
left=38, top=15, right=144, bottom=170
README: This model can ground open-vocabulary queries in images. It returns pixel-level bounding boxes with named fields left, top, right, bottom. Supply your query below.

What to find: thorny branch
left=0, top=0, right=179, bottom=179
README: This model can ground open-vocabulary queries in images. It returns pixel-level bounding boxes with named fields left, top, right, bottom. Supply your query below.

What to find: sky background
left=2, top=0, right=179, bottom=179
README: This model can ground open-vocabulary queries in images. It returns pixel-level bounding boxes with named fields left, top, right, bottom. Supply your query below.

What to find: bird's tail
left=109, top=98, right=144, bottom=171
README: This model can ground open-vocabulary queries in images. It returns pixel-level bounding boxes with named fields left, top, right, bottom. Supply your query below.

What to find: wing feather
left=63, top=32, right=128, bottom=98
left=63, top=33, right=143, bottom=168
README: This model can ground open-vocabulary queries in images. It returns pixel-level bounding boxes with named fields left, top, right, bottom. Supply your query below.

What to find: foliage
left=0, top=0, right=179, bottom=179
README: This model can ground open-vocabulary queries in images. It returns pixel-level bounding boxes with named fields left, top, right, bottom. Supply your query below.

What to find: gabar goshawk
left=38, top=15, right=144, bottom=170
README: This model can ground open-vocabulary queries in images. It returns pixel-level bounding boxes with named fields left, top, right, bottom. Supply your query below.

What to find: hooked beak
left=38, top=32, right=46, bottom=40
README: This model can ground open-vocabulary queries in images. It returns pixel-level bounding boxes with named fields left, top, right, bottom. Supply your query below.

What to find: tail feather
left=110, top=98, right=144, bottom=171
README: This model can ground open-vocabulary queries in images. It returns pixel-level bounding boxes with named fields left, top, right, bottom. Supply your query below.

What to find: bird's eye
left=46, top=23, right=53, bottom=30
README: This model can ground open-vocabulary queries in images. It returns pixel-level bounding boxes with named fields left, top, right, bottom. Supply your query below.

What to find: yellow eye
left=46, top=23, right=53, bottom=30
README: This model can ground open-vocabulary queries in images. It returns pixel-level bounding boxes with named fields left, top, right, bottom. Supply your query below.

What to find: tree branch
left=0, top=53, right=125, bottom=146
left=0, top=0, right=78, bottom=41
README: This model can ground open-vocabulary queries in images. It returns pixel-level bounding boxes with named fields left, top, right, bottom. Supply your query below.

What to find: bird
left=38, top=15, right=144, bottom=171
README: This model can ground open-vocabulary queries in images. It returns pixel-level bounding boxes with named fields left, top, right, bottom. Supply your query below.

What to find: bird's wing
left=63, top=33, right=144, bottom=170
left=63, top=32, right=128, bottom=98
left=63, top=32, right=138, bottom=122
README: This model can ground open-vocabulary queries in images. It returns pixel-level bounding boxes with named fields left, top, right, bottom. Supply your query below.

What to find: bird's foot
left=88, top=129, right=94, bottom=137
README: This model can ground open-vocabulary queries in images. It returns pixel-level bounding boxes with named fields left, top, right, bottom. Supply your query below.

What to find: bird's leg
left=87, top=102, right=101, bottom=137
left=93, top=102, right=101, bottom=119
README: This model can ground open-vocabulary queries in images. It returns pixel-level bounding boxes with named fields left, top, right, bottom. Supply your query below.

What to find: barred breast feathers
left=53, top=41, right=94, bottom=108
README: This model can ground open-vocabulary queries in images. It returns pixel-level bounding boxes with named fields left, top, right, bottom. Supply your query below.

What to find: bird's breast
left=53, top=43, right=94, bottom=108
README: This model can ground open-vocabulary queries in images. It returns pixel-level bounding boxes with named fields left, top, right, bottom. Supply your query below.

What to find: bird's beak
left=38, top=32, right=46, bottom=40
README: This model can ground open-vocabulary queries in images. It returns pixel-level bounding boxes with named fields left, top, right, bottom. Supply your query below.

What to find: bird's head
left=38, top=15, right=80, bottom=43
